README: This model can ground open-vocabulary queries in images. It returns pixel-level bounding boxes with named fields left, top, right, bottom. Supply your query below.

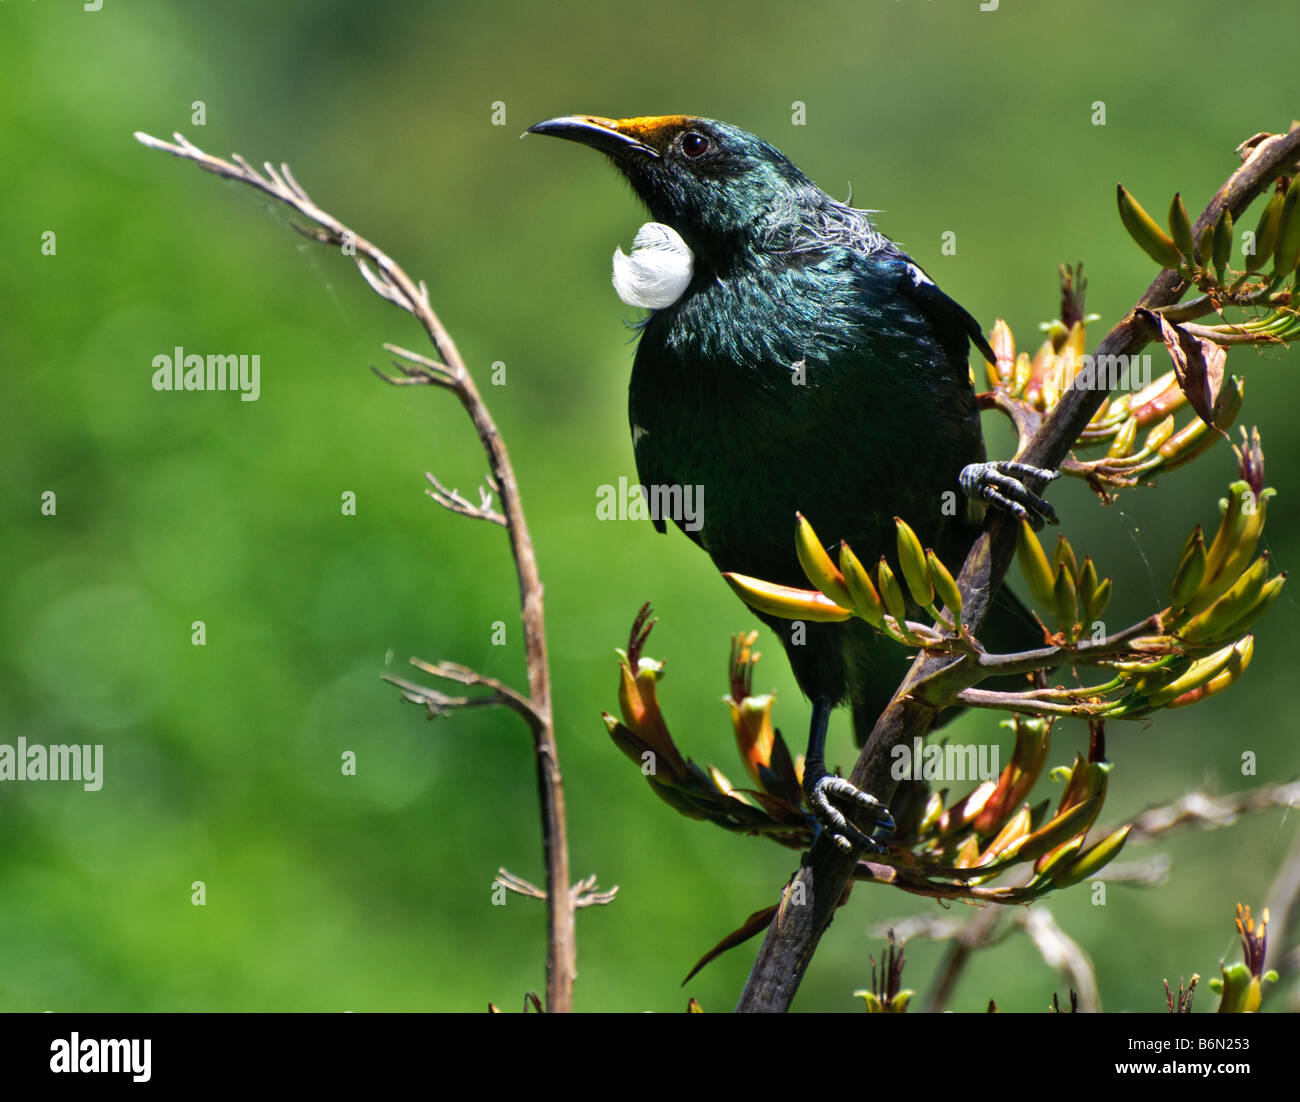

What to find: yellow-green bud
left=1117, top=184, right=1181, bottom=269
left=795, top=512, right=853, bottom=609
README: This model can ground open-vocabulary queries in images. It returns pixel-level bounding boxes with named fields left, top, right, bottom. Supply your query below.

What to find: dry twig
left=135, top=130, right=578, bottom=1011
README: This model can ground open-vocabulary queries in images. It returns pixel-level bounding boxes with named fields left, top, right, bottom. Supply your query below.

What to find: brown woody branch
left=135, top=130, right=577, bottom=1011
left=736, top=125, right=1300, bottom=1013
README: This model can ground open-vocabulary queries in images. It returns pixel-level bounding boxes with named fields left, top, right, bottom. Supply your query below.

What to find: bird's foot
left=960, top=460, right=1060, bottom=530
left=803, top=766, right=895, bottom=854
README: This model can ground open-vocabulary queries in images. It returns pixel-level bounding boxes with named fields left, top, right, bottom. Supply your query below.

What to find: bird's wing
left=873, top=251, right=997, bottom=369
left=629, top=419, right=668, bottom=535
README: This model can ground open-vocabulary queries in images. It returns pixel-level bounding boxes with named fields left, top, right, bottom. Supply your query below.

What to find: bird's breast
left=627, top=254, right=984, bottom=580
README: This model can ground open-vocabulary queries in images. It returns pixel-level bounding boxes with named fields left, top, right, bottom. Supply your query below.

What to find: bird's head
left=527, top=114, right=813, bottom=267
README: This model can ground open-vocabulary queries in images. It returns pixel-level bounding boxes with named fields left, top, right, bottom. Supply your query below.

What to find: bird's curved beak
left=526, top=115, right=661, bottom=160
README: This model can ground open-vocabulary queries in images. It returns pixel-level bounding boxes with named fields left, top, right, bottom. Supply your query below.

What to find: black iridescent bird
left=528, top=114, right=1057, bottom=851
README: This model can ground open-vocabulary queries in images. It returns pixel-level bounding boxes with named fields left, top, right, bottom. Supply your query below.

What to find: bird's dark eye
left=680, top=132, right=710, bottom=158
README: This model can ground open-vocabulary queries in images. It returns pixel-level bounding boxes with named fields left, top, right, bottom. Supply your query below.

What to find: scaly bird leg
left=960, top=460, right=1060, bottom=529
left=802, top=696, right=895, bottom=853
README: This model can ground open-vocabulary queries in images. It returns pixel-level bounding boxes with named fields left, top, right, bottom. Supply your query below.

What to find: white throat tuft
left=612, top=222, right=694, bottom=310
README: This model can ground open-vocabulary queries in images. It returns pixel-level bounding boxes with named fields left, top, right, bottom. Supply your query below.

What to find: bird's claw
left=804, top=769, right=895, bottom=854
left=960, top=460, right=1060, bottom=530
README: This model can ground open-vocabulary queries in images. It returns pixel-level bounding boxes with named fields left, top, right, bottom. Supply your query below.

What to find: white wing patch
left=631, top=424, right=649, bottom=446
left=612, top=222, right=694, bottom=310
left=906, top=262, right=934, bottom=287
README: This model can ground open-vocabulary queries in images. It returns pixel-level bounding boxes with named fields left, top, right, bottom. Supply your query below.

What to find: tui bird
left=528, top=114, right=1057, bottom=851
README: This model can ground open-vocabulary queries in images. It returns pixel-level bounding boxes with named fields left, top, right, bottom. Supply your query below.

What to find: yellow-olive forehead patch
left=609, top=115, right=700, bottom=147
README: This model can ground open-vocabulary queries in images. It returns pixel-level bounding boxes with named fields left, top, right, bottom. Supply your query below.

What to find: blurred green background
left=2, top=0, right=1297, bottom=1012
